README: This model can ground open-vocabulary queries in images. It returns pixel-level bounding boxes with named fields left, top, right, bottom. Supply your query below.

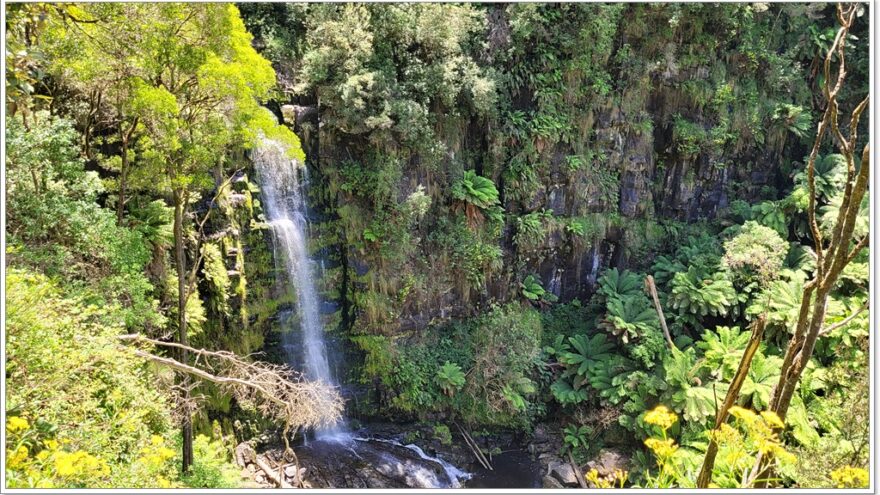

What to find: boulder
left=284, top=464, right=298, bottom=478
left=548, top=460, right=578, bottom=486
left=235, top=442, right=257, bottom=467
left=585, top=448, right=630, bottom=478
left=542, top=475, right=564, bottom=489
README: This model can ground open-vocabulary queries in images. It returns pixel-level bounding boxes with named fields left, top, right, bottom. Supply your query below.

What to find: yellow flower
left=585, top=468, right=611, bottom=488
left=729, top=406, right=758, bottom=424
left=43, top=439, right=60, bottom=450
left=54, top=451, right=80, bottom=477
left=53, top=450, right=107, bottom=478
left=644, top=437, right=678, bottom=459
left=6, top=416, right=29, bottom=433
left=36, top=450, right=50, bottom=461
left=760, top=411, right=784, bottom=429
left=831, top=465, right=869, bottom=488
left=711, top=423, right=742, bottom=445
left=644, top=405, right=678, bottom=430
left=150, top=435, right=165, bottom=446
left=7, top=445, right=29, bottom=468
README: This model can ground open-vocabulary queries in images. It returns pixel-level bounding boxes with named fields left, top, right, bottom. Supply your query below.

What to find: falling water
left=253, top=138, right=347, bottom=440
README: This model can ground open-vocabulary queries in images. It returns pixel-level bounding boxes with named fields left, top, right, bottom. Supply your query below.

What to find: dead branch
left=645, top=275, right=675, bottom=349
left=120, top=334, right=343, bottom=434
left=255, top=455, right=293, bottom=488
left=697, top=316, right=766, bottom=488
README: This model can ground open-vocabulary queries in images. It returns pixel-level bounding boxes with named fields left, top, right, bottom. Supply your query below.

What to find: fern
left=668, top=267, right=737, bottom=318
left=513, top=210, right=552, bottom=250
left=435, top=361, right=466, bottom=396
left=651, top=255, right=685, bottom=287
left=662, top=347, right=720, bottom=424
left=551, top=379, right=589, bottom=405
left=520, top=274, right=557, bottom=304
left=747, top=271, right=806, bottom=332
left=697, top=326, right=750, bottom=381
left=559, top=333, right=616, bottom=378
left=740, top=352, right=782, bottom=410
left=772, top=103, right=812, bottom=139
left=752, top=200, right=788, bottom=236
left=596, top=268, right=644, bottom=302
left=599, top=295, right=657, bottom=344
left=794, top=154, right=846, bottom=200
left=451, top=170, right=502, bottom=227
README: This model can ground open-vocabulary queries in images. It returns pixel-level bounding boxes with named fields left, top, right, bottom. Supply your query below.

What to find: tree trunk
left=696, top=316, right=766, bottom=488
left=116, top=118, right=138, bottom=226
left=752, top=4, right=868, bottom=486
left=173, top=187, right=194, bottom=473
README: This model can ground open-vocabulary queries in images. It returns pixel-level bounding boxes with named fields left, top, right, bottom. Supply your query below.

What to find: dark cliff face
left=238, top=3, right=848, bottom=337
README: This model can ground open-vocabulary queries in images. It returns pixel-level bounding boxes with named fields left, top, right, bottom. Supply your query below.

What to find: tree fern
left=599, top=295, right=657, bottom=344
left=596, top=268, right=643, bottom=302
left=697, top=326, right=750, bottom=381
left=451, top=170, right=502, bottom=226
left=794, top=154, right=846, bottom=200
left=668, top=266, right=737, bottom=318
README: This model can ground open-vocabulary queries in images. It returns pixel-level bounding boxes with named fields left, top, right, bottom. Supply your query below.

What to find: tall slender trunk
left=752, top=5, right=868, bottom=486
left=173, top=187, right=194, bottom=473
left=696, top=316, right=766, bottom=488
left=116, top=117, right=138, bottom=226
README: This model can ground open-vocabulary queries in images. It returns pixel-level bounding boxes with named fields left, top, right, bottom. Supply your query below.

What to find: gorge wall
left=234, top=2, right=865, bottom=421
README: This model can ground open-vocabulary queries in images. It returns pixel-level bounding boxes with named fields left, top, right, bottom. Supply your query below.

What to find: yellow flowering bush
left=728, top=407, right=795, bottom=465
left=127, top=435, right=179, bottom=488
left=644, top=405, right=678, bottom=431
left=6, top=416, right=30, bottom=433
left=53, top=450, right=110, bottom=479
left=639, top=405, right=801, bottom=488
left=586, top=468, right=628, bottom=488
left=641, top=405, right=693, bottom=488
left=830, top=466, right=869, bottom=488
left=702, top=406, right=797, bottom=487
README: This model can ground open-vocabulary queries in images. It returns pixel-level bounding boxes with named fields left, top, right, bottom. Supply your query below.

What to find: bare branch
left=844, top=235, right=869, bottom=267
left=120, top=335, right=343, bottom=432
left=819, top=301, right=868, bottom=337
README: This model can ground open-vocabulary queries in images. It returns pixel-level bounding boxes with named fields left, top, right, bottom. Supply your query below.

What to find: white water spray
left=253, top=138, right=347, bottom=439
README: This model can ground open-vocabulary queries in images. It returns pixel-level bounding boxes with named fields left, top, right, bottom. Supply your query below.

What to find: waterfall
left=253, top=138, right=348, bottom=440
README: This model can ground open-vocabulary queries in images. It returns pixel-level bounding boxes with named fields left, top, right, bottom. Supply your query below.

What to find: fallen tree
left=118, top=334, right=344, bottom=461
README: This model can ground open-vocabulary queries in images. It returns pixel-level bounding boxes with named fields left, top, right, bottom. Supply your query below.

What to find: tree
left=45, top=4, right=305, bottom=473
left=767, top=0, right=868, bottom=427
left=697, top=4, right=870, bottom=488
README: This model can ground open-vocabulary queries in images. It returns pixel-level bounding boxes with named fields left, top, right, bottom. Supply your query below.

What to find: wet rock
left=284, top=464, right=298, bottom=478
left=281, top=104, right=319, bottom=126
left=548, top=460, right=578, bottom=486
left=542, top=474, right=565, bottom=489
left=585, top=448, right=630, bottom=478
left=235, top=442, right=257, bottom=467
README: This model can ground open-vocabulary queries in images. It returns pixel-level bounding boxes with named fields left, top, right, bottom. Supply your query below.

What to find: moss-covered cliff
left=238, top=2, right=868, bottom=426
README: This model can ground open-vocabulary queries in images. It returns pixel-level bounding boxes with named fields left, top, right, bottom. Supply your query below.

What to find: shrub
left=723, top=221, right=788, bottom=285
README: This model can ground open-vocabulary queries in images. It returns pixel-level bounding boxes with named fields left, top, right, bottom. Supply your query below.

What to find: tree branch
left=119, top=334, right=344, bottom=431
left=819, top=301, right=868, bottom=337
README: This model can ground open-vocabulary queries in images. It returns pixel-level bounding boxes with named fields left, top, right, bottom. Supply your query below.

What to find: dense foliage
left=4, top=2, right=870, bottom=489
